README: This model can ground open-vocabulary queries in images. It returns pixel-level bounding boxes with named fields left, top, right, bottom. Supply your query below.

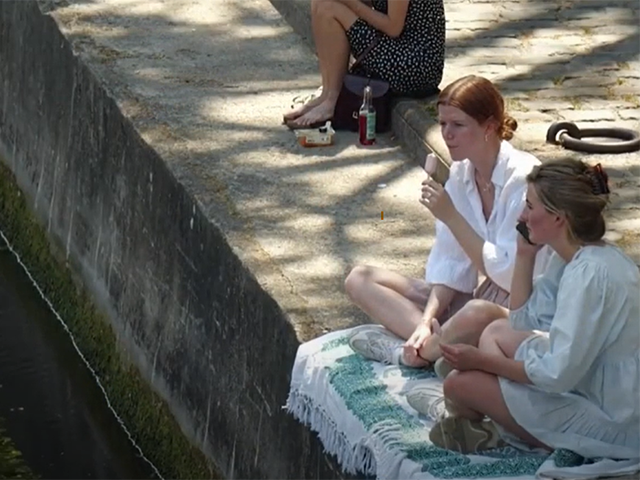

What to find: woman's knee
left=344, top=265, right=372, bottom=300
left=445, top=299, right=506, bottom=335
left=478, top=319, right=532, bottom=358
left=461, top=299, right=507, bottom=323
left=311, top=0, right=322, bottom=15
left=478, top=318, right=509, bottom=346
left=312, top=0, right=338, bottom=18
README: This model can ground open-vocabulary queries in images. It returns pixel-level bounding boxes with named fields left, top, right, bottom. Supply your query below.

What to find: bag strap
left=350, top=36, right=381, bottom=71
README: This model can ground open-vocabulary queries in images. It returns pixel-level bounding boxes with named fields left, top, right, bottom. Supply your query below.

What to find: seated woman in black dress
left=284, top=0, right=445, bottom=129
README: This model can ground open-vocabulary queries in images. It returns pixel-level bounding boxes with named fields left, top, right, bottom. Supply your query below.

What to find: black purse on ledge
left=333, top=38, right=392, bottom=134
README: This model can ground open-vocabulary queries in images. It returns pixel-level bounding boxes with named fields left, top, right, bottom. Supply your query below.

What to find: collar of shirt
left=461, top=140, right=512, bottom=193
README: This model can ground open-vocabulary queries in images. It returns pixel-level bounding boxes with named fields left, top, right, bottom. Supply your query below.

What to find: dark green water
left=0, top=234, right=159, bottom=479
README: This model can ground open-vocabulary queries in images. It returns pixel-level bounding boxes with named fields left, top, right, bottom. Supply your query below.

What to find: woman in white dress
left=345, top=75, right=549, bottom=369
left=430, top=158, right=640, bottom=461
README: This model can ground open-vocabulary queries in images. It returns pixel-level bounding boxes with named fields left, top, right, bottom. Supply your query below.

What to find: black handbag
left=333, top=38, right=392, bottom=133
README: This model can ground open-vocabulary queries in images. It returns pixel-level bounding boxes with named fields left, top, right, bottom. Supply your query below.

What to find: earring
left=484, top=133, right=489, bottom=142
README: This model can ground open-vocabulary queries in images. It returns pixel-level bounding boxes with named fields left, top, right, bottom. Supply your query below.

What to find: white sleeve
left=481, top=183, right=526, bottom=291
left=509, top=252, right=562, bottom=332
left=425, top=174, right=478, bottom=293
left=522, top=261, right=614, bottom=393
left=509, top=298, right=538, bottom=332
left=425, top=220, right=478, bottom=293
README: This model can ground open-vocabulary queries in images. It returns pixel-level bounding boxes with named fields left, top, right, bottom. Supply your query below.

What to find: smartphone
left=516, top=221, right=535, bottom=245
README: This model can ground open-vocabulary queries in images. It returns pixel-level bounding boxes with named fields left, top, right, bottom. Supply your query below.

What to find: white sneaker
left=434, top=357, right=455, bottom=380
left=429, top=416, right=506, bottom=454
left=406, top=384, right=447, bottom=420
left=348, top=327, right=405, bottom=365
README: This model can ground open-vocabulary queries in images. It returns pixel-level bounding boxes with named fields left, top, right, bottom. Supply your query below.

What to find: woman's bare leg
left=417, top=299, right=509, bottom=362
left=283, top=0, right=328, bottom=121
left=477, top=319, right=533, bottom=358
left=293, top=0, right=357, bottom=126
left=344, top=265, right=429, bottom=340
left=284, top=0, right=362, bottom=121
left=443, top=371, right=550, bottom=450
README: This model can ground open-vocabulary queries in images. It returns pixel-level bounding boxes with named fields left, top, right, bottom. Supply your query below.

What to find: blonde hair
left=526, top=158, right=610, bottom=242
left=438, top=75, right=517, bottom=140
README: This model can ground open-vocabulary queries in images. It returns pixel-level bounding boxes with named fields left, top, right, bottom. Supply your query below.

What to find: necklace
left=475, top=173, right=493, bottom=193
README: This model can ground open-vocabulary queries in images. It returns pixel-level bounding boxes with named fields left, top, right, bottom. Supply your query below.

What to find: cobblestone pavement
left=422, top=0, right=640, bottom=264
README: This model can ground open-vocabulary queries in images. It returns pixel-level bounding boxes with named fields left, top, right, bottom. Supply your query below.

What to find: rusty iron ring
left=546, top=121, right=640, bottom=154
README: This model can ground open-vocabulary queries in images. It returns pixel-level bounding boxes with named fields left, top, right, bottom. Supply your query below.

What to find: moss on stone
left=0, top=160, right=217, bottom=480
left=0, top=418, right=36, bottom=479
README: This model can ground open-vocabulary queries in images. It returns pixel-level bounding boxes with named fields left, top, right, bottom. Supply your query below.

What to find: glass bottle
left=358, top=86, right=376, bottom=146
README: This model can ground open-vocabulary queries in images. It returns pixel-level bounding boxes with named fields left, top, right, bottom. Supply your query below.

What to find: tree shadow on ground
left=30, top=0, right=640, bottom=331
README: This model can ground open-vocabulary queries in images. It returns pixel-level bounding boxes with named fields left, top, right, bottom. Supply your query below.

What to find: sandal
left=284, top=117, right=334, bottom=131
left=282, top=90, right=323, bottom=124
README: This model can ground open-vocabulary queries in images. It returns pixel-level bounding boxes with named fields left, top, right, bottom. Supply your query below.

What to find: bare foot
left=292, top=101, right=335, bottom=127
left=283, top=93, right=326, bottom=122
left=402, top=344, right=431, bottom=368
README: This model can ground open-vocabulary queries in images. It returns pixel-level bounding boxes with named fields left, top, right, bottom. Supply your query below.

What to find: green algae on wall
left=0, top=160, right=217, bottom=480
left=0, top=418, right=36, bottom=480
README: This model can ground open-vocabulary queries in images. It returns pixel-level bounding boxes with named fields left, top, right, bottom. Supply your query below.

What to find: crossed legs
left=443, top=319, right=551, bottom=450
left=346, top=267, right=551, bottom=451
left=345, top=265, right=509, bottom=364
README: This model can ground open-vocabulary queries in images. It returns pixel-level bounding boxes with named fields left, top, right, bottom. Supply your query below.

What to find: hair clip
left=591, top=163, right=610, bottom=195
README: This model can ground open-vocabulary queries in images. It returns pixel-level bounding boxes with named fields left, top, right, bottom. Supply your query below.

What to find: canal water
left=0, top=232, right=160, bottom=479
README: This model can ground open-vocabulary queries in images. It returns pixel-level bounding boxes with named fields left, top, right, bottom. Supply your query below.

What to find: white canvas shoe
left=406, top=384, right=448, bottom=420
left=434, top=357, right=455, bottom=380
left=348, top=327, right=405, bottom=365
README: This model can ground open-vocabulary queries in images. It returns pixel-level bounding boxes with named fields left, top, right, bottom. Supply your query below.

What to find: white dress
left=500, top=245, right=640, bottom=460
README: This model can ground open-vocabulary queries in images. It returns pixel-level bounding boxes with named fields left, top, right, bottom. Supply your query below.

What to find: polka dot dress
left=345, top=0, right=445, bottom=97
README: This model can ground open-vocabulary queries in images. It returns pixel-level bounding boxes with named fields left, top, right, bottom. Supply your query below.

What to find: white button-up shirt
left=425, top=141, right=551, bottom=293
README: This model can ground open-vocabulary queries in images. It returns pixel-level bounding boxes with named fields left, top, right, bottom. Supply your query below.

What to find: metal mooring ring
left=546, top=121, right=640, bottom=154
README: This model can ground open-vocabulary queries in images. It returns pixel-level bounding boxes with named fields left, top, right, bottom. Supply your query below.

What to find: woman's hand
left=335, top=0, right=372, bottom=9
left=405, top=321, right=433, bottom=351
left=420, top=178, right=458, bottom=224
left=334, top=0, right=359, bottom=5
left=515, top=219, right=543, bottom=258
left=401, top=321, right=435, bottom=366
left=516, top=233, right=543, bottom=257
left=440, top=343, right=486, bottom=372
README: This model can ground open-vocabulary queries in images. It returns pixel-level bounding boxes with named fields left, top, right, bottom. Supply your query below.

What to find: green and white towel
left=285, top=326, right=640, bottom=480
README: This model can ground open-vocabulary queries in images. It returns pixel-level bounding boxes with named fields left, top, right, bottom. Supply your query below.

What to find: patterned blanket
left=285, top=326, right=640, bottom=480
